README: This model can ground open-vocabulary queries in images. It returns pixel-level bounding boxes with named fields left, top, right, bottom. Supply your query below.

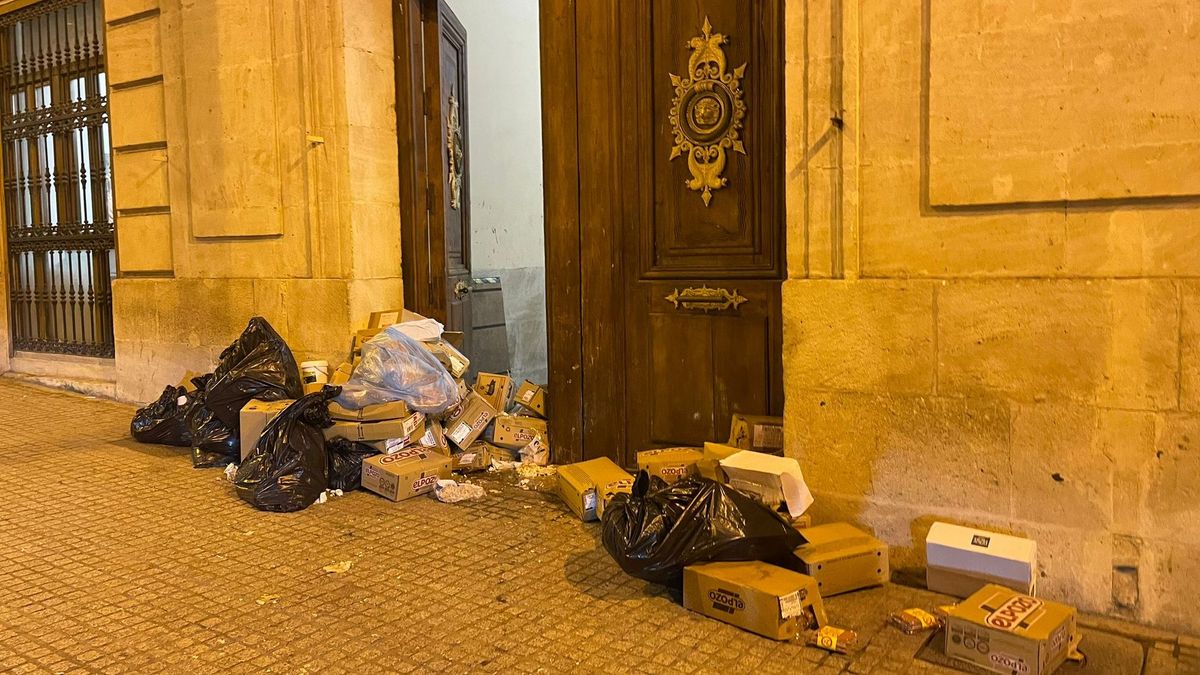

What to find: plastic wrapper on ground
left=233, top=387, right=339, bottom=512
left=601, top=471, right=807, bottom=586
left=335, top=326, right=460, bottom=414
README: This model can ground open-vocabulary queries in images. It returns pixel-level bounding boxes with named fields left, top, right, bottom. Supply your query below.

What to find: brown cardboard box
left=489, top=444, right=519, bottom=463
left=442, top=331, right=465, bottom=350
left=728, top=414, right=784, bottom=455
left=328, top=400, right=410, bottom=422
left=596, top=479, right=634, bottom=520
left=718, top=451, right=815, bottom=519
left=239, top=399, right=295, bottom=461
left=944, top=584, right=1078, bottom=675
left=491, top=415, right=549, bottom=449
left=351, top=328, right=383, bottom=355
left=177, top=370, right=204, bottom=390
left=443, top=392, right=498, bottom=450
left=361, top=447, right=452, bottom=501
left=452, top=441, right=495, bottom=472
left=683, top=562, right=828, bottom=640
left=513, top=380, right=547, bottom=418
left=303, top=382, right=324, bottom=395
left=637, top=447, right=703, bottom=484
left=367, top=309, right=402, bottom=328
left=422, top=339, right=470, bottom=378
left=417, top=419, right=449, bottom=455
left=329, top=362, right=355, bottom=385
left=473, top=373, right=513, bottom=412
left=793, top=523, right=890, bottom=597
left=698, top=441, right=742, bottom=481
left=325, top=411, right=426, bottom=443
left=556, top=457, right=633, bottom=521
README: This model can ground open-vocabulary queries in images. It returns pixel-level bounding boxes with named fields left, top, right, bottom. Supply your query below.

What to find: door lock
left=453, top=281, right=471, bottom=300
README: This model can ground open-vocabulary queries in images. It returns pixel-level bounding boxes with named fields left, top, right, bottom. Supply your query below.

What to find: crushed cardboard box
left=418, top=419, right=450, bottom=455
left=637, top=447, right=702, bottom=484
left=453, top=441, right=497, bottom=472
left=361, top=447, right=452, bottom=502
left=328, top=400, right=410, bottom=422
left=325, top=411, right=426, bottom=444
left=699, top=441, right=742, bottom=482
left=239, top=399, right=294, bottom=461
left=794, top=523, right=889, bottom=597
left=728, top=414, right=784, bottom=455
left=944, top=583, right=1078, bottom=675
left=492, top=415, right=549, bottom=449
left=684, top=561, right=827, bottom=640
left=444, top=391, right=498, bottom=450
left=926, top=522, right=1037, bottom=598
left=422, top=339, right=470, bottom=378
left=718, top=451, right=814, bottom=519
left=557, top=457, right=633, bottom=521
left=473, top=373, right=513, bottom=412
left=513, top=380, right=547, bottom=418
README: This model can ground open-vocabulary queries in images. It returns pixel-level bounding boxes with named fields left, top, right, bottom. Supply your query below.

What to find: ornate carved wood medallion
left=447, top=93, right=464, bottom=210
left=668, top=17, right=747, bottom=207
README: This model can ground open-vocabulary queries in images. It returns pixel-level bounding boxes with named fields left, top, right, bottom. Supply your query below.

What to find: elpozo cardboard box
left=683, top=561, right=827, bottom=640
left=453, top=441, right=496, bottom=472
left=418, top=419, right=449, bottom=455
left=944, top=584, right=1077, bottom=675
left=926, top=522, right=1037, bottom=598
left=513, top=380, right=547, bottom=418
left=473, top=373, right=513, bottom=413
left=422, top=339, right=470, bottom=378
left=239, top=399, right=294, bottom=461
left=718, top=451, right=814, bottom=519
left=637, top=447, right=702, bottom=484
left=443, top=391, right=498, bottom=450
left=557, top=457, right=633, bottom=521
left=361, top=447, right=452, bottom=501
left=728, top=414, right=784, bottom=455
left=794, top=523, right=889, bottom=597
left=491, top=414, right=548, bottom=449
left=325, top=411, right=426, bottom=444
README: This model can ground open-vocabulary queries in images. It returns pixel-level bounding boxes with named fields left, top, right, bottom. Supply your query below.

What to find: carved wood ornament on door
left=447, top=93, right=464, bottom=210
left=668, top=17, right=747, bottom=207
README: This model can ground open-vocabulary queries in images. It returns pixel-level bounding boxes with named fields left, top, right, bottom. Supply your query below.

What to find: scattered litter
left=255, top=594, right=281, bottom=605
left=223, top=463, right=238, bottom=482
left=807, top=626, right=858, bottom=653
left=888, top=607, right=941, bottom=635
left=434, top=479, right=485, bottom=503
left=322, top=561, right=353, bottom=574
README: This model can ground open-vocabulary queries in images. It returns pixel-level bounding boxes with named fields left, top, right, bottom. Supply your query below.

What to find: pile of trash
left=130, top=310, right=551, bottom=513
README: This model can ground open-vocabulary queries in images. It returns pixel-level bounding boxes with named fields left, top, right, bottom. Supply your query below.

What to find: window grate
left=1, top=0, right=114, bottom=358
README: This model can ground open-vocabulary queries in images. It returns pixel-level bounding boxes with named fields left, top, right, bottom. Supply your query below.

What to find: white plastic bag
left=334, top=327, right=461, bottom=414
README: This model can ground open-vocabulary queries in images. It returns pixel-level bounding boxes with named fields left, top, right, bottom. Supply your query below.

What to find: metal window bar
left=0, top=0, right=113, bottom=358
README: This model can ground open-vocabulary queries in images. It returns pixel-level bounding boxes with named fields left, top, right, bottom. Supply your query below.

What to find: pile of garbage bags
left=234, top=387, right=339, bottom=512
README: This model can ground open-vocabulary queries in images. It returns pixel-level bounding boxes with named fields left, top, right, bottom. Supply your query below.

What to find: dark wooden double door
left=543, top=1, right=786, bottom=466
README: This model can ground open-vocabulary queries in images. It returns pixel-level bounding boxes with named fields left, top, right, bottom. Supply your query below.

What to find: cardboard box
left=636, top=447, right=702, bottom=484
left=452, top=441, right=496, bottom=472
left=367, top=309, right=402, bottom=328
left=698, top=441, right=742, bottom=481
left=491, top=415, right=549, bottom=449
left=926, top=522, right=1037, bottom=598
left=417, top=419, right=449, bottom=455
left=557, top=457, right=634, bottom=521
left=329, top=362, right=354, bottom=385
left=361, top=447, right=452, bottom=501
left=513, top=380, right=547, bottom=418
left=422, top=339, right=470, bottom=378
left=728, top=414, right=784, bottom=455
left=328, top=400, right=410, bottom=422
left=683, top=561, right=827, bottom=640
left=718, top=451, right=814, bottom=519
left=239, top=399, right=295, bottom=461
left=177, top=370, right=204, bottom=390
left=325, top=411, right=426, bottom=443
left=596, top=479, right=634, bottom=520
left=302, top=382, right=324, bottom=395
left=442, top=330, right=465, bottom=349
left=351, top=328, right=383, bottom=355
left=473, top=373, right=513, bottom=412
left=794, top=523, right=889, bottom=597
left=443, top=392, right=498, bottom=450
left=944, top=584, right=1077, bottom=675
left=790, top=513, right=813, bottom=530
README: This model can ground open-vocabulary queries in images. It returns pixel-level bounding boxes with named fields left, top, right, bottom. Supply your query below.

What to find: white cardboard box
left=718, top=451, right=814, bottom=519
left=926, top=522, right=1037, bottom=598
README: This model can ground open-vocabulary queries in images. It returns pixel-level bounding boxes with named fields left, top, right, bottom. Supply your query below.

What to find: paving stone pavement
left=0, top=378, right=1193, bottom=674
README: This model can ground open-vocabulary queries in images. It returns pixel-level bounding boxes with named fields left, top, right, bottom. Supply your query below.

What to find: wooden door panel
left=647, top=312, right=715, bottom=445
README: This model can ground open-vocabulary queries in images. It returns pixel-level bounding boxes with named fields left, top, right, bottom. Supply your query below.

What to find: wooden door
left=395, top=0, right=473, bottom=353
left=542, top=1, right=785, bottom=466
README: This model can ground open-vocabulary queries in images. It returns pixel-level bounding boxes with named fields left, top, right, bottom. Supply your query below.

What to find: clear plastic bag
left=335, top=327, right=461, bottom=414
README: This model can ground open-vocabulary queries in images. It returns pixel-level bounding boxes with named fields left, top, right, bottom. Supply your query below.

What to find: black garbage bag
left=203, top=317, right=302, bottom=429
left=233, top=387, right=340, bottom=512
left=131, top=385, right=195, bottom=446
left=326, top=438, right=380, bottom=491
left=601, top=472, right=807, bottom=586
left=187, top=376, right=241, bottom=468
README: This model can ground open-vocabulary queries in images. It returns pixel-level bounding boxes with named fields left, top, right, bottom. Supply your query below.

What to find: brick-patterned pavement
left=0, top=378, right=1192, bottom=674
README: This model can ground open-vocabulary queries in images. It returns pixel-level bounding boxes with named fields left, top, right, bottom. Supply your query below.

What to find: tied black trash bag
left=130, top=385, right=194, bottom=446
left=204, top=317, right=303, bottom=429
left=234, top=387, right=340, bottom=512
left=601, top=472, right=807, bottom=586
left=186, top=375, right=240, bottom=468
left=326, top=438, right=380, bottom=491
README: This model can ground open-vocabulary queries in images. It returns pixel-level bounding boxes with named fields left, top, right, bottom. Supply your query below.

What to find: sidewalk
left=0, top=377, right=1194, bottom=674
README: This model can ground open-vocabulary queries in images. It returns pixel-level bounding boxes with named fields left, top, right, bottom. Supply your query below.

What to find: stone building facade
left=0, top=0, right=1195, bottom=634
